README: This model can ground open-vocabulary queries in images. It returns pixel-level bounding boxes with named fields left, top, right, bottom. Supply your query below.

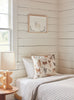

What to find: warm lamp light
left=0, top=52, right=16, bottom=90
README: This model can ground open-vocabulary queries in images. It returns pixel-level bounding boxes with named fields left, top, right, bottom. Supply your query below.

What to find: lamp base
left=0, top=71, right=13, bottom=90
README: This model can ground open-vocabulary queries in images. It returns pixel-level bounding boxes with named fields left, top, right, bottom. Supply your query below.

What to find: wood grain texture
left=0, top=72, right=13, bottom=90
left=17, top=7, right=58, bottom=17
left=58, top=0, right=74, bottom=73
left=0, top=87, right=18, bottom=100
left=17, top=0, right=58, bottom=69
left=18, top=0, right=57, bottom=10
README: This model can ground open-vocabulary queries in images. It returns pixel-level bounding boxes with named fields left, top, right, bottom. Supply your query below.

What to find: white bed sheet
left=16, top=74, right=74, bottom=100
left=36, top=78, right=74, bottom=100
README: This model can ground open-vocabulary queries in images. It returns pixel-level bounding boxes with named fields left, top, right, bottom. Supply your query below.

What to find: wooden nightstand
left=0, top=87, right=18, bottom=100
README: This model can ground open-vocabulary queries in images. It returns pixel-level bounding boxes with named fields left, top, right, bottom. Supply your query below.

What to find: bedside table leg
left=0, top=95, right=6, bottom=100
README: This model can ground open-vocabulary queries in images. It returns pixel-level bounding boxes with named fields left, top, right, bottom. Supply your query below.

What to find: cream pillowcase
left=32, top=55, right=56, bottom=78
left=23, top=58, right=35, bottom=78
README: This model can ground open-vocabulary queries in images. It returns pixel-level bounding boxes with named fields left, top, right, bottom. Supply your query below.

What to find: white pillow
left=23, top=58, right=34, bottom=78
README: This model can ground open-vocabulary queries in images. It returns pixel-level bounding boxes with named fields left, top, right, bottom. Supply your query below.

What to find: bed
left=15, top=74, right=74, bottom=100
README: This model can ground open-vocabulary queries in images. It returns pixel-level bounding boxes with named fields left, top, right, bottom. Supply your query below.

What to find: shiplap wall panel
left=59, top=2, right=74, bottom=11
left=58, top=53, right=72, bottom=61
left=17, top=0, right=58, bottom=65
left=59, top=10, right=74, bottom=17
left=58, top=0, right=74, bottom=73
left=59, top=17, right=74, bottom=24
left=17, top=24, right=57, bottom=32
left=18, top=46, right=56, bottom=59
left=18, top=8, right=58, bottom=17
left=59, top=60, right=72, bottom=68
left=17, top=0, right=58, bottom=74
left=31, top=0, right=57, bottom=4
left=59, top=0, right=74, bottom=4
left=18, top=0, right=57, bottom=11
left=59, top=39, right=74, bottom=46
left=17, top=16, right=57, bottom=25
left=18, top=31, right=57, bottom=38
left=59, top=67, right=74, bottom=74
left=59, top=25, right=74, bottom=31
left=18, top=38, right=56, bottom=46
left=59, top=32, right=74, bottom=38
left=72, top=62, right=74, bottom=68
left=58, top=47, right=73, bottom=53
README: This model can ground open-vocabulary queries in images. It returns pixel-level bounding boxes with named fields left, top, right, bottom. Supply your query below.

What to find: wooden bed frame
left=14, top=93, right=22, bottom=100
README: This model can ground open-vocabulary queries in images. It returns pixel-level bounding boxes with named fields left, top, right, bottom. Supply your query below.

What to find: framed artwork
left=28, top=14, right=48, bottom=33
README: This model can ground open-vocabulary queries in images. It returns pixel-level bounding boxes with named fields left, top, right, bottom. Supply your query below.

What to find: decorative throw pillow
left=23, top=58, right=35, bottom=78
left=32, top=55, right=56, bottom=78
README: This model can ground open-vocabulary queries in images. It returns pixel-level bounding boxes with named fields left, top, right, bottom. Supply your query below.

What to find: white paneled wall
left=17, top=0, right=58, bottom=71
left=58, top=0, right=74, bottom=73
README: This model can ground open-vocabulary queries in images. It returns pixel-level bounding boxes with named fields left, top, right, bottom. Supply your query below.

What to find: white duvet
left=16, top=74, right=74, bottom=100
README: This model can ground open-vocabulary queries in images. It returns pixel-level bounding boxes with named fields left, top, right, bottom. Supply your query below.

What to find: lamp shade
left=0, top=52, right=16, bottom=70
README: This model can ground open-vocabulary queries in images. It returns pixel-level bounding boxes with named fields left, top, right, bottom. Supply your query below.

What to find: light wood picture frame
left=28, top=14, right=48, bottom=33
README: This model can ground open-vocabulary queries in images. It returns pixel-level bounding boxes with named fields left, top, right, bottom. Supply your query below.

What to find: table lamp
left=0, top=52, right=16, bottom=90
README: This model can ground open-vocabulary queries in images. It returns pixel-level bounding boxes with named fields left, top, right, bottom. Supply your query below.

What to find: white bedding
left=16, top=74, right=74, bottom=100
